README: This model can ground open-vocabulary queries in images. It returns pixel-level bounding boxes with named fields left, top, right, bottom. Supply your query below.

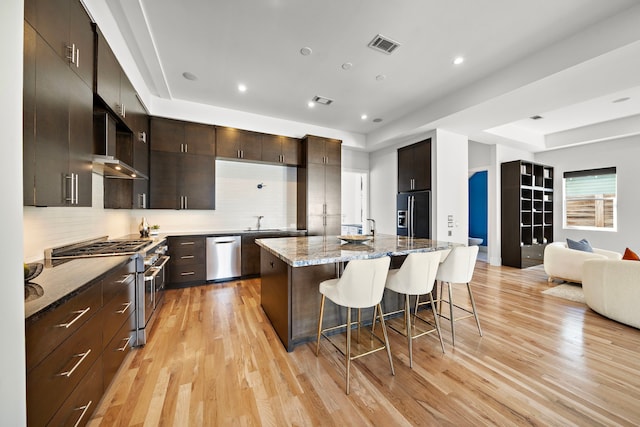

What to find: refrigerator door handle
left=409, top=195, right=414, bottom=237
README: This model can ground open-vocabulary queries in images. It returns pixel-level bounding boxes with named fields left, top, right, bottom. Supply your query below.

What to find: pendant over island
left=256, top=234, right=459, bottom=351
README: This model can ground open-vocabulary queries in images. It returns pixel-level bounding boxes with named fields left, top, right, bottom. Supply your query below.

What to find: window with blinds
left=563, top=167, right=616, bottom=230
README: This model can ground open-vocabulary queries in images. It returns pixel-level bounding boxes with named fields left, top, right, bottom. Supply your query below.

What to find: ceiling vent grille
left=312, top=95, right=334, bottom=105
left=368, top=34, right=401, bottom=54
left=530, top=115, right=544, bottom=120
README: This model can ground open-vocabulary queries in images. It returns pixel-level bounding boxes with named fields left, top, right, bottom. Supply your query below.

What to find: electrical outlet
left=448, top=230, right=452, bottom=236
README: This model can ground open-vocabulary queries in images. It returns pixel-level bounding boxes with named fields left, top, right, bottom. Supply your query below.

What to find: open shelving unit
left=501, top=160, right=554, bottom=268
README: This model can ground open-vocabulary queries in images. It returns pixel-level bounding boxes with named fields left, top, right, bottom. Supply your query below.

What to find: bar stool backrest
left=335, top=257, right=391, bottom=308
left=436, top=245, right=479, bottom=284
left=387, top=252, right=441, bottom=295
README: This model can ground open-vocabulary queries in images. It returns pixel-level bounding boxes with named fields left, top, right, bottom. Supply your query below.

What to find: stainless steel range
left=45, top=236, right=169, bottom=346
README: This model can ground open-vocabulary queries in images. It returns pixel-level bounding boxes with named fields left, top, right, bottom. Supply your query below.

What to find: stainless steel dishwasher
left=206, top=236, right=241, bottom=281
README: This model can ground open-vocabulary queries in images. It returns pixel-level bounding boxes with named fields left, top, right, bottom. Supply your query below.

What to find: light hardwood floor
left=88, top=261, right=640, bottom=426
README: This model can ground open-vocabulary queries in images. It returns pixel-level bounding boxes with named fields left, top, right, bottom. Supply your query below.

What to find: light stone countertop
left=256, top=234, right=460, bottom=267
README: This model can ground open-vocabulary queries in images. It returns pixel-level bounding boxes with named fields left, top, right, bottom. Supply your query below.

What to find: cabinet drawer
left=170, top=251, right=206, bottom=267
left=47, top=357, right=103, bottom=427
left=102, top=281, right=135, bottom=347
left=521, top=245, right=545, bottom=260
left=25, top=281, right=102, bottom=371
left=168, top=265, right=206, bottom=284
left=102, top=258, right=136, bottom=305
left=27, top=310, right=102, bottom=427
left=103, top=315, right=134, bottom=388
left=169, top=236, right=205, bottom=255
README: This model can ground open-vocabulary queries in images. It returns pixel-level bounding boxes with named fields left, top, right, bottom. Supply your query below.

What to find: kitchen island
left=256, top=234, right=458, bottom=351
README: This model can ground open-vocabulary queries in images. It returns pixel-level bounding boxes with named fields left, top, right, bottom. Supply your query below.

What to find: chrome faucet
left=257, top=215, right=264, bottom=231
left=366, top=218, right=376, bottom=238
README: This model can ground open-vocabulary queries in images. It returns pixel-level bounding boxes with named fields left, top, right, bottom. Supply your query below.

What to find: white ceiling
left=85, top=0, right=640, bottom=152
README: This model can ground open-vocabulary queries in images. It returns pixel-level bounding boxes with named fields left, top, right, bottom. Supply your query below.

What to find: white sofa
left=543, top=242, right=622, bottom=284
left=583, top=259, right=640, bottom=329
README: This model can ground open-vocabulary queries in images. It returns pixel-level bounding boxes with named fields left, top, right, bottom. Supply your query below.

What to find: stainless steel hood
left=92, top=155, right=148, bottom=179
left=93, top=110, right=148, bottom=180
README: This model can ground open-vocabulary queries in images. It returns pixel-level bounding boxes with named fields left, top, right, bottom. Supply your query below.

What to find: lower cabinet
left=25, top=257, right=137, bottom=426
left=166, top=236, right=207, bottom=286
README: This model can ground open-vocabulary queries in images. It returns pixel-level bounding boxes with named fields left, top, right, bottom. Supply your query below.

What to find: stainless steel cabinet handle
left=181, top=255, right=194, bottom=259
left=116, top=274, right=134, bottom=284
left=75, top=48, right=79, bottom=68
left=56, top=307, right=90, bottom=329
left=66, top=43, right=76, bottom=64
left=115, top=301, right=132, bottom=314
left=72, top=400, right=92, bottom=427
left=181, top=271, right=195, bottom=276
left=184, top=196, right=188, bottom=209
left=57, top=349, right=91, bottom=377
left=184, top=143, right=188, bottom=153
left=74, top=173, right=78, bottom=204
left=180, top=241, right=195, bottom=245
left=116, top=336, right=132, bottom=352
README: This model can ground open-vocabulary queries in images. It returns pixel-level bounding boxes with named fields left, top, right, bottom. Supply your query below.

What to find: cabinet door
left=24, top=23, right=37, bottom=206
left=261, top=134, right=282, bottom=164
left=324, top=138, right=341, bottom=166
left=150, top=150, right=178, bottom=208
left=34, top=34, right=70, bottom=207
left=180, top=154, right=216, bottom=209
left=397, top=145, right=414, bottom=192
left=324, top=164, right=341, bottom=216
left=184, top=122, right=215, bottom=156
left=215, top=126, right=241, bottom=158
left=307, top=164, right=325, bottom=216
left=306, top=136, right=326, bottom=164
left=119, top=73, right=139, bottom=130
left=68, top=70, right=93, bottom=206
left=34, top=0, right=70, bottom=64
left=95, top=33, right=121, bottom=117
left=68, top=0, right=93, bottom=88
left=240, top=131, right=262, bottom=161
left=413, top=140, right=431, bottom=191
left=281, top=136, right=301, bottom=166
left=150, top=117, right=184, bottom=153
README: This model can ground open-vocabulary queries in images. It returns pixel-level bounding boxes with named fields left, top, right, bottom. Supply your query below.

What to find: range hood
left=92, top=111, right=148, bottom=180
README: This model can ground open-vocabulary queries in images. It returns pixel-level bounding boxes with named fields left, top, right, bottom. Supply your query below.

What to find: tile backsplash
left=23, top=160, right=297, bottom=262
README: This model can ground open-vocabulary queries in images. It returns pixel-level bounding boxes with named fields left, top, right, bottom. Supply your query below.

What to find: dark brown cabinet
left=398, top=139, right=431, bottom=192
left=297, top=135, right=342, bottom=235
left=501, top=160, right=554, bottom=268
left=23, top=21, right=93, bottom=207
left=216, top=126, right=263, bottom=162
left=150, top=117, right=216, bottom=209
left=25, top=257, right=136, bottom=427
left=261, top=134, right=301, bottom=166
left=25, top=0, right=94, bottom=88
left=166, top=236, right=207, bottom=286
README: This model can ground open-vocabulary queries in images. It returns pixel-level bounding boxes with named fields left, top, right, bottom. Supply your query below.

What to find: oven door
left=144, top=255, right=170, bottom=314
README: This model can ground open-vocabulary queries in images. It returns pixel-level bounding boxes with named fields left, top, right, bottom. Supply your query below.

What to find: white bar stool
left=315, top=256, right=394, bottom=394
left=433, top=245, right=482, bottom=346
left=381, top=252, right=445, bottom=368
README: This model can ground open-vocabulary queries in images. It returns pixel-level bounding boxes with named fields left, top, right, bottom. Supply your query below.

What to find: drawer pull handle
left=116, top=274, right=134, bottom=284
left=56, top=307, right=90, bottom=329
left=57, top=349, right=91, bottom=377
left=115, top=301, right=132, bottom=314
left=180, top=242, right=195, bottom=245
left=73, top=400, right=92, bottom=427
left=117, top=336, right=132, bottom=352
left=181, top=271, right=195, bottom=276
left=181, top=255, right=194, bottom=259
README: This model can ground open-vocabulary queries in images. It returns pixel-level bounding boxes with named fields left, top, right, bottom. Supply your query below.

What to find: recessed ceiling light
left=307, top=101, right=315, bottom=108
left=373, top=118, right=383, bottom=123
left=182, top=71, right=198, bottom=81
left=612, top=97, right=630, bottom=103
left=376, top=74, right=386, bottom=81
left=238, top=83, right=247, bottom=92
left=453, top=56, right=464, bottom=65
left=300, top=47, right=312, bottom=56
left=342, top=62, right=353, bottom=70
left=361, top=114, right=368, bottom=120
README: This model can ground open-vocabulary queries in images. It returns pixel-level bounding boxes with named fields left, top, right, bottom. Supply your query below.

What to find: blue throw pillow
left=566, top=238, right=593, bottom=252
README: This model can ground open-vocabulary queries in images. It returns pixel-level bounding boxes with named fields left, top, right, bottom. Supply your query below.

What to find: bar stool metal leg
left=316, top=295, right=326, bottom=357
left=447, top=282, right=455, bottom=346
left=346, top=306, right=352, bottom=394
left=467, top=283, right=483, bottom=336
left=378, top=303, right=395, bottom=376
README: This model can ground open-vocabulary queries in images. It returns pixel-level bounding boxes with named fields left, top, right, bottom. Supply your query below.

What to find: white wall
left=535, top=135, right=640, bottom=252
left=369, top=145, right=400, bottom=235
left=2, top=0, right=27, bottom=424
left=432, top=129, right=469, bottom=244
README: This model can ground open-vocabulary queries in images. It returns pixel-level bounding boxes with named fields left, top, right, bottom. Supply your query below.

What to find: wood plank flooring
left=88, top=261, right=640, bottom=426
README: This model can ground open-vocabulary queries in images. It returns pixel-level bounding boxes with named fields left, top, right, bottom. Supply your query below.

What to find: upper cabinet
left=216, top=126, right=301, bottom=166
left=397, top=138, right=431, bottom=192
left=305, top=135, right=341, bottom=166
left=149, top=117, right=216, bottom=210
left=23, top=6, right=93, bottom=207
left=25, top=0, right=94, bottom=89
left=94, top=26, right=140, bottom=132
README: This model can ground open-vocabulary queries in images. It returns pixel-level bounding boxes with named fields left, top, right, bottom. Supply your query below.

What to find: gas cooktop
left=45, top=237, right=152, bottom=260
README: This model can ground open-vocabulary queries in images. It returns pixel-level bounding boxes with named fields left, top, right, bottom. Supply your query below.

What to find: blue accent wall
left=469, top=171, right=488, bottom=246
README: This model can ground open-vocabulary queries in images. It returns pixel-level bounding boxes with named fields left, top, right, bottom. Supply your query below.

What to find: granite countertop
left=152, top=229, right=306, bottom=239
left=24, top=255, right=134, bottom=320
left=256, top=233, right=460, bottom=267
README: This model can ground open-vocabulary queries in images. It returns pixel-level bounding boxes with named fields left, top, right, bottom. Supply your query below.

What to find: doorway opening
left=341, top=171, right=369, bottom=235
left=469, top=170, right=488, bottom=262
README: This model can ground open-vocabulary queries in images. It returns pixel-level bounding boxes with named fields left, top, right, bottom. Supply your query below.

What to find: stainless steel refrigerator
left=397, top=190, right=431, bottom=238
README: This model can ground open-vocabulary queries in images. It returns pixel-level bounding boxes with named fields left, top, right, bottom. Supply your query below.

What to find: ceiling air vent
left=530, top=115, right=544, bottom=120
left=312, top=95, right=334, bottom=105
left=368, top=34, right=401, bottom=54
